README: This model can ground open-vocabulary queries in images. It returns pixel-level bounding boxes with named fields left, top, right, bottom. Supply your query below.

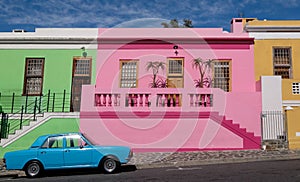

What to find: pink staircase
left=209, top=112, right=261, bottom=149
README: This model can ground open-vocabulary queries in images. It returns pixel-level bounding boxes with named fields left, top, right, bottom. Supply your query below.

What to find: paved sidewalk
left=1, top=149, right=300, bottom=178
left=129, top=149, right=300, bottom=168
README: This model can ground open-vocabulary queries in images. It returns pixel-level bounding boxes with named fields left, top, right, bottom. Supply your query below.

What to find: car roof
left=30, top=132, right=83, bottom=148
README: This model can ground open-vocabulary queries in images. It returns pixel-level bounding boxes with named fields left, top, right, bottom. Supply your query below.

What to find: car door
left=38, top=136, right=64, bottom=169
left=63, top=134, right=93, bottom=167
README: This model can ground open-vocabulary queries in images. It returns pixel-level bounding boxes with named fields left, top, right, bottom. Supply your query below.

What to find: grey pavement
left=1, top=149, right=300, bottom=178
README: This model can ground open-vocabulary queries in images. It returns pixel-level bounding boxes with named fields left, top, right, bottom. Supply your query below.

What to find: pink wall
left=95, top=28, right=256, bottom=93
left=79, top=26, right=261, bottom=151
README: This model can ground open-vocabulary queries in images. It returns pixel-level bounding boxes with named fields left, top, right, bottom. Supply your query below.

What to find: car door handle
left=65, top=150, right=70, bottom=152
left=41, top=151, right=46, bottom=154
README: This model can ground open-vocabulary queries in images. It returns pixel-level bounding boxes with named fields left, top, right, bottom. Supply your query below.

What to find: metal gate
left=261, top=111, right=287, bottom=141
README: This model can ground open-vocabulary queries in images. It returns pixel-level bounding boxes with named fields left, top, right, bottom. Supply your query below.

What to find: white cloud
left=112, top=18, right=168, bottom=28
left=275, top=0, right=299, bottom=7
left=0, top=0, right=298, bottom=31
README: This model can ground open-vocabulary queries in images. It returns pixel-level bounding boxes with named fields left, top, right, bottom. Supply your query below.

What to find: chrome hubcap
left=104, top=159, right=116, bottom=172
left=28, top=163, right=40, bottom=176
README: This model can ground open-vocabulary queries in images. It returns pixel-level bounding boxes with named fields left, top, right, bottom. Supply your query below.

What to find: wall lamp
left=81, top=46, right=87, bottom=57
left=173, top=45, right=179, bottom=56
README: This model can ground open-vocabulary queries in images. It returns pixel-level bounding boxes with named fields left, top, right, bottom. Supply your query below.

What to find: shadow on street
left=15, top=165, right=137, bottom=179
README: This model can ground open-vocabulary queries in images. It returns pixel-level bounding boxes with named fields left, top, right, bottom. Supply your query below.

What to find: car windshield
left=82, top=133, right=97, bottom=145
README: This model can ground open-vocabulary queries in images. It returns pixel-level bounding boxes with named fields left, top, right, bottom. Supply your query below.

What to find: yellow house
left=245, top=18, right=300, bottom=149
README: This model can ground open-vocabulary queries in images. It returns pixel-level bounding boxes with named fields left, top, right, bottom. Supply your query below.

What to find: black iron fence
left=0, top=113, right=8, bottom=139
left=0, top=90, right=71, bottom=114
left=0, top=90, right=71, bottom=140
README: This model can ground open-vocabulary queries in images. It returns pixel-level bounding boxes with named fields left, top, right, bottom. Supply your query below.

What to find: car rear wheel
left=102, top=157, right=119, bottom=173
left=25, top=161, right=43, bottom=178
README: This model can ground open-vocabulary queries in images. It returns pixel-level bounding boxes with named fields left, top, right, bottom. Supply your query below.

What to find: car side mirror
left=80, top=145, right=84, bottom=149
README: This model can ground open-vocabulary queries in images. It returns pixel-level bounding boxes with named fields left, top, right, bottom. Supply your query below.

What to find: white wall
left=261, top=76, right=283, bottom=111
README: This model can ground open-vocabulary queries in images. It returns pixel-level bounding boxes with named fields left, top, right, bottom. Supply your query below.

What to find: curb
left=135, top=154, right=300, bottom=169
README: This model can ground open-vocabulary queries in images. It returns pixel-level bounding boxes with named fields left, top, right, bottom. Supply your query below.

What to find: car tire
left=101, top=157, right=119, bottom=173
left=24, top=161, right=43, bottom=178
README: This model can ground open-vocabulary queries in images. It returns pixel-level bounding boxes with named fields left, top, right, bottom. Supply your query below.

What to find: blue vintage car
left=2, top=133, right=133, bottom=177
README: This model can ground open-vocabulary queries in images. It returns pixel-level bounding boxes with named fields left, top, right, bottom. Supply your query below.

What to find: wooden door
left=71, top=57, right=91, bottom=112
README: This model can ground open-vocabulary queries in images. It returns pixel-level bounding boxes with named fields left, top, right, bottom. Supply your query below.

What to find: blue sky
left=0, top=0, right=299, bottom=32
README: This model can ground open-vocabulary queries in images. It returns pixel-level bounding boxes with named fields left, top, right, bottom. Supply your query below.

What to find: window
left=74, top=59, right=91, bottom=76
left=23, top=58, right=45, bottom=95
left=42, top=136, right=63, bottom=148
left=292, top=82, right=300, bottom=95
left=167, top=58, right=184, bottom=88
left=66, top=135, right=88, bottom=148
left=120, top=60, right=138, bottom=88
left=213, top=60, right=231, bottom=92
left=273, top=47, right=292, bottom=79
left=169, top=59, right=183, bottom=74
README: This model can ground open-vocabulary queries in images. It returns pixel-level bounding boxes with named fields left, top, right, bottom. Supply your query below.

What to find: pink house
left=80, top=20, right=262, bottom=152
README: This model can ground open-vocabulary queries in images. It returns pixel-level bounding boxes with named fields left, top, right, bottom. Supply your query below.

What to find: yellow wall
left=286, top=107, right=300, bottom=149
left=254, top=39, right=300, bottom=100
left=248, top=20, right=300, bottom=26
left=253, top=31, right=300, bottom=149
left=282, top=79, right=300, bottom=100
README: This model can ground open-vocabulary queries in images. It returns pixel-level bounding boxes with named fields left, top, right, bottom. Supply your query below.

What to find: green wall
left=0, top=49, right=96, bottom=94
left=0, top=118, right=79, bottom=157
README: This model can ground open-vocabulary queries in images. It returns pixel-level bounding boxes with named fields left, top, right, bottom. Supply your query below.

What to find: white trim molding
left=283, top=100, right=300, bottom=107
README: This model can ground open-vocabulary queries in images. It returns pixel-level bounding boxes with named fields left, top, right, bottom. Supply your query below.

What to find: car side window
left=41, top=136, right=63, bottom=148
left=66, top=135, right=88, bottom=148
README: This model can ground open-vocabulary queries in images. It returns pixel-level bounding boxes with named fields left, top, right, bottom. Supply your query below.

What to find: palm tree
left=146, top=61, right=166, bottom=88
left=192, top=58, right=214, bottom=88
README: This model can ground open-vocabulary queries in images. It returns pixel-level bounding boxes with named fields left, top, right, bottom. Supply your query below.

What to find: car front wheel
left=102, top=158, right=119, bottom=173
left=25, top=161, right=43, bottom=178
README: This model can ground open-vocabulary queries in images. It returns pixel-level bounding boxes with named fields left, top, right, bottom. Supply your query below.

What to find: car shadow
left=17, top=165, right=137, bottom=179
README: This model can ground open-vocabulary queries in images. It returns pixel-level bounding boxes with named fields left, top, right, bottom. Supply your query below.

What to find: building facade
left=245, top=19, right=300, bottom=149
left=80, top=23, right=261, bottom=152
left=0, top=29, right=97, bottom=156
left=0, top=19, right=263, bottom=156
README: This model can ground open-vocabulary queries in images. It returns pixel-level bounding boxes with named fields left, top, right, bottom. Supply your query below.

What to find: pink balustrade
left=95, top=92, right=213, bottom=108
left=95, top=94, right=120, bottom=107
left=125, top=93, right=151, bottom=107
left=189, top=94, right=213, bottom=107
left=156, top=94, right=181, bottom=107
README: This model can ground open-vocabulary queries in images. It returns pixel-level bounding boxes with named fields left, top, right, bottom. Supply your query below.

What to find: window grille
left=74, top=59, right=90, bottom=76
left=213, top=61, right=230, bottom=92
left=24, top=58, right=44, bottom=95
left=273, top=48, right=292, bottom=79
left=120, top=61, right=137, bottom=88
left=169, top=60, right=182, bottom=74
left=292, top=82, right=300, bottom=95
